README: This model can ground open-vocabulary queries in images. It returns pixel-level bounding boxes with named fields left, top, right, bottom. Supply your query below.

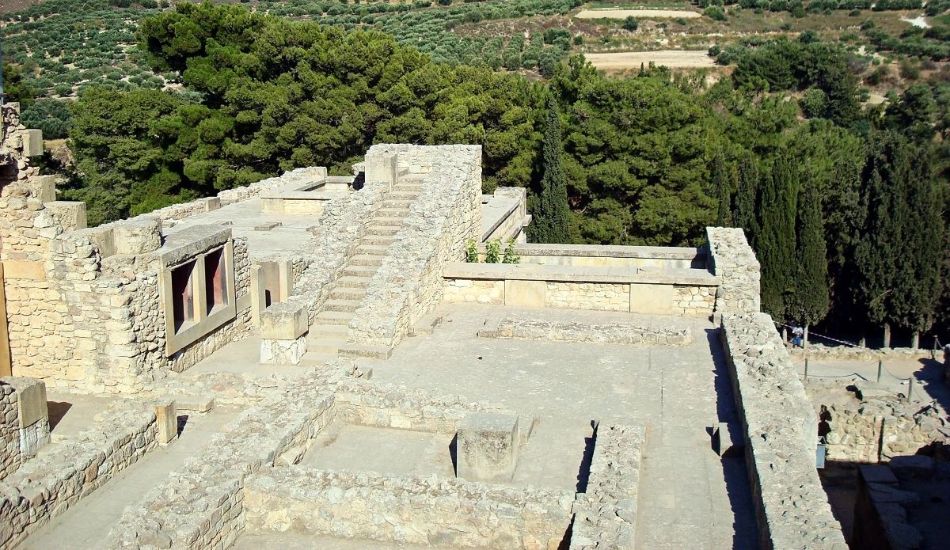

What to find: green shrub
left=623, top=15, right=639, bottom=31
left=465, top=239, right=478, bottom=262
left=704, top=6, right=726, bottom=20
left=485, top=240, right=501, bottom=263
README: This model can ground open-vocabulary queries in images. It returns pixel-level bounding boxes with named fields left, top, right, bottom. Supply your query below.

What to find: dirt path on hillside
left=575, top=8, right=701, bottom=19
left=585, top=50, right=716, bottom=70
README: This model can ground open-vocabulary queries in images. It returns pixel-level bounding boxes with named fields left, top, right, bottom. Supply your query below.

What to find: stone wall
left=0, top=399, right=157, bottom=548
left=243, top=466, right=574, bottom=548
left=513, top=244, right=705, bottom=270
left=478, top=316, right=692, bottom=346
left=805, top=380, right=948, bottom=463
left=107, top=369, right=342, bottom=550
left=0, top=383, right=18, bottom=479
left=720, top=313, right=846, bottom=549
left=443, top=263, right=718, bottom=317
left=570, top=424, right=645, bottom=550
left=706, top=227, right=761, bottom=315
left=349, top=145, right=482, bottom=351
left=334, top=377, right=527, bottom=434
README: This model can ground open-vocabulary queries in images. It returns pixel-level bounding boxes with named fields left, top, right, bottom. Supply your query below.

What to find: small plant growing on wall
left=501, top=240, right=520, bottom=264
left=485, top=240, right=501, bottom=263
left=465, top=239, right=479, bottom=263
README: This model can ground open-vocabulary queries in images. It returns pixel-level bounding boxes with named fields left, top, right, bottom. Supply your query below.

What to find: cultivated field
left=575, top=8, right=701, bottom=18
left=585, top=49, right=716, bottom=70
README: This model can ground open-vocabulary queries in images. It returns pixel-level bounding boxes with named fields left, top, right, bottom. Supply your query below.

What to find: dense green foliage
left=55, top=3, right=950, bottom=345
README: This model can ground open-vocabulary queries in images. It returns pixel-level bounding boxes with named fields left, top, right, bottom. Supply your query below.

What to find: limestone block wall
left=334, top=378, right=524, bottom=434
left=0, top=384, right=17, bottom=479
left=443, top=264, right=718, bottom=317
left=805, top=380, right=948, bottom=463
left=706, top=227, right=761, bottom=314
left=107, top=369, right=342, bottom=550
left=350, top=145, right=482, bottom=350
left=1, top=103, right=41, bottom=185
left=477, top=316, right=692, bottom=347
left=720, top=313, right=846, bottom=549
left=0, top=400, right=158, bottom=548
left=570, top=424, right=645, bottom=550
left=243, top=467, right=574, bottom=549
left=512, top=244, right=705, bottom=270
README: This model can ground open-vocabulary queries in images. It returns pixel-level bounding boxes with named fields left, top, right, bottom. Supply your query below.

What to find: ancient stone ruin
left=2, top=99, right=943, bottom=549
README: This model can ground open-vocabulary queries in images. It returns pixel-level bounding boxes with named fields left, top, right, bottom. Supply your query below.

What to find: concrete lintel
left=157, top=225, right=231, bottom=267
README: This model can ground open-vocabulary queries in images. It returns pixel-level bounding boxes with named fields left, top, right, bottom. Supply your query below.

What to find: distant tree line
left=56, top=4, right=948, bottom=346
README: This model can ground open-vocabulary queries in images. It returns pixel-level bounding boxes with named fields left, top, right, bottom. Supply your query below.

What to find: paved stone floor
left=362, top=304, right=759, bottom=549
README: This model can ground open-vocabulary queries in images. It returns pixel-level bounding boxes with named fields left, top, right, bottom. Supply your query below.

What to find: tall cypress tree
left=788, top=178, right=830, bottom=330
left=733, top=154, right=759, bottom=244
left=533, top=95, right=571, bottom=243
left=758, top=153, right=798, bottom=321
left=711, top=152, right=735, bottom=227
left=854, top=131, right=905, bottom=347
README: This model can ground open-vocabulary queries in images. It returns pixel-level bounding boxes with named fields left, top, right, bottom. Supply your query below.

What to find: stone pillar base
left=260, top=336, right=307, bottom=365
left=457, top=412, right=520, bottom=482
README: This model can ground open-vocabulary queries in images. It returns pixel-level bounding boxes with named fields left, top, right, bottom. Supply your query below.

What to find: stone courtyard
left=2, top=100, right=948, bottom=549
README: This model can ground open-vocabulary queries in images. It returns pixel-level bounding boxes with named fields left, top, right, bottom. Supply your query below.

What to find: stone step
left=349, top=254, right=384, bottom=267
left=378, top=207, right=409, bottom=217
left=394, top=183, right=423, bottom=192
left=388, top=191, right=419, bottom=201
left=382, top=199, right=413, bottom=209
left=366, top=225, right=402, bottom=237
left=330, top=287, right=367, bottom=301
left=339, top=343, right=393, bottom=360
left=355, top=244, right=390, bottom=256
left=342, top=265, right=378, bottom=278
left=369, top=216, right=406, bottom=227
left=324, top=299, right=361, bottom=313
left=310, top=324, right=349, bottom=339
left=336, top=276, right=371, bottom=289
left=306, top=337, right=347, bottom=355
left=313, top=310, right=355, bottom=325
left=360, top=235, right=395, bottom=247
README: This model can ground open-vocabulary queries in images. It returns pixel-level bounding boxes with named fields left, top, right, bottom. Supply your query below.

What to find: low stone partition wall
left=790, top=342, right=934, bottom=362
left=0, top=399, right=157, bottom=548
left=443, top=263, right=718, bottom=316
left=570, top=424, right=645, bottom=550
left=106, top=369, right=342, bottom=549
left=480, top=187, right=529, bottom=243
left=0, top=377, right=50, bottom=481
left=349, top=145, right=482, bottom=351
left=805, top=379, right=948, bottom=463
left=243, top=466, right=574, bottom=548
left=334, top=378, right=532, bottom=437
left=720, top=313, right=846, bottom=549
left=478, top=316, right=691, bottom=346
left=511, top=243, right=704, bottom=270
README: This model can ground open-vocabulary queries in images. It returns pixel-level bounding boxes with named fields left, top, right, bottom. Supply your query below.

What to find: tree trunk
left=883, top=323, right=892, bottom=349
left=911, top=331, right=919, bottom=349
left=804, top=324, right=810, bottom=349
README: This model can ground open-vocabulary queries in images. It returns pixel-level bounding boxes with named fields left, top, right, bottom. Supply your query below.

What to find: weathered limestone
left=570, top=424, right=645, bottom=550
left=720, top=313, right=846, bottom=549
left=478, top=316, right=692, bottom=346
left=706, top=227, right=761, bottom=315
left=259, top=302, right=309, bottom=365
left=0, top=377, right=50, bottom=481
left=457, top=412, right=521, bottom=482
left=155, top=401, right=178, bottom=445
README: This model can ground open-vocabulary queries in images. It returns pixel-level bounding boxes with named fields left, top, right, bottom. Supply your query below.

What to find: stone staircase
left=303, top=177, right=423, bottom=362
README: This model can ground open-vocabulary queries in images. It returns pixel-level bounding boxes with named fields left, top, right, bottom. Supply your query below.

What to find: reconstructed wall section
left=349, top=145, right=482, bottom=350
left=478, top=316, right=691, bottom=346
left=570, top=424, right=645, bottom=550
left=243, top=467, right=574, bottom=548
left=720, top=313, right=846, bottom=549
left=706, top=227, right=761, bottom=315
left=0, top=399, right=157, bottom=547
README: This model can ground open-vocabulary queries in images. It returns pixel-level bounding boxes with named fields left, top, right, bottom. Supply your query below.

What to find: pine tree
left=757, top=154, right=799, bottom=321
left=788, top=178, right=830, bottom=332
left=533, top=95, right=571, bottom=243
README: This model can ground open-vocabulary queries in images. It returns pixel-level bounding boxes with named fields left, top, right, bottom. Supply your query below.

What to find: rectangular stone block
left=22, top=129, right=44, bottom=157
left=629, top=283, right=673, bottom=315
left=3, top=376, right=48, bottom=429
left=504, top=279, right=545, bottom=308
left=46, top=201, right=87, bottom=231
left=457, top=412, right=520, bottom=482
left=260, top=302, right=309, bottom=340
left=155, top=401, right=178, bottom=445
left=260, top=335, right=307, bottom=365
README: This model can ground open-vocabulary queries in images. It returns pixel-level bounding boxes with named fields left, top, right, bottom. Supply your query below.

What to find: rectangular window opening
left=204, top=246, right=228, bottom=314
left=171, top=260, right=196, bottom=332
